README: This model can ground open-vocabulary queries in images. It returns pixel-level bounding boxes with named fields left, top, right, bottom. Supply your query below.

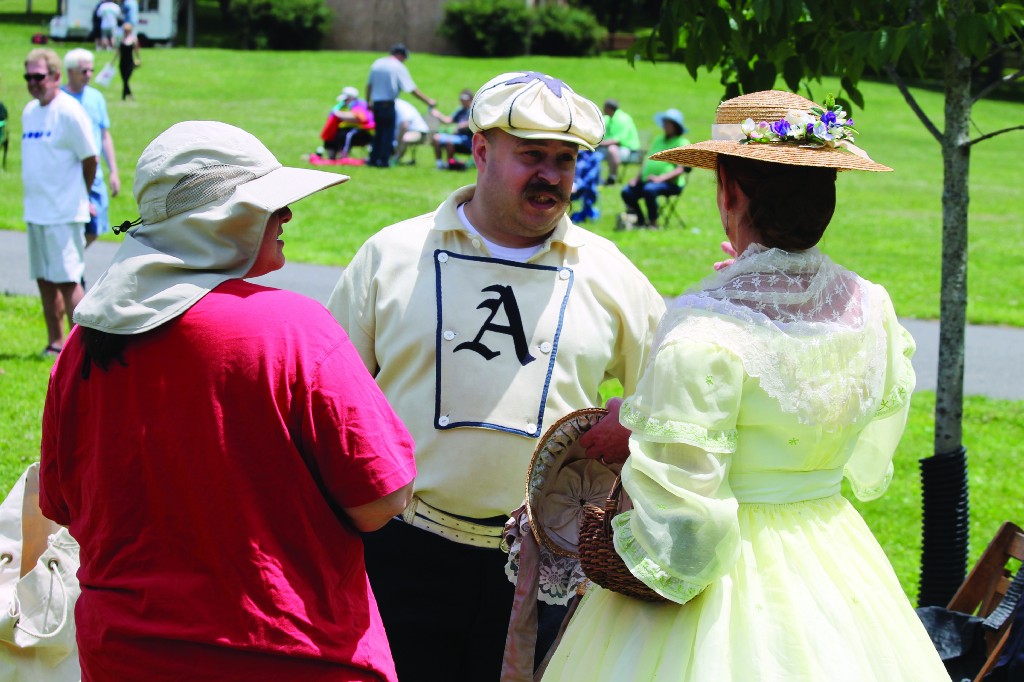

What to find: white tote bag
left=94, top=63, right=115, bottom=88
left=0, top=463, right=81, bottom=682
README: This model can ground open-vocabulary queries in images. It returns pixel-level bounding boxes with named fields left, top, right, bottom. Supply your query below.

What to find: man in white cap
left=328, top=71, right=665, bottom=682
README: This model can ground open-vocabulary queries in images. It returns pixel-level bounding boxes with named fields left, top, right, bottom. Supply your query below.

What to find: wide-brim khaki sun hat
left=74, top=121, right=348, bottom=335
left=652, top=90, right=892, bottom=172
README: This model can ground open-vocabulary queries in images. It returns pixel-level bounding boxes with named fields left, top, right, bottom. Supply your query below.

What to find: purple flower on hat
left=821, top=110, right=838, bottom=126
left=503, top=71, right=565, bottom=97
left=770, top=119, right=791, bottom=137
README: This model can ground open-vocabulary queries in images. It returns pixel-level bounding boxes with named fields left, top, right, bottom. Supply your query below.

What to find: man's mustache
left=525, top=181, right=567, bottom=203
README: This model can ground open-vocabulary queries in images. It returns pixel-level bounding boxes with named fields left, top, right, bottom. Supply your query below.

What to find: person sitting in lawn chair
left=315, top=86, right=375, bottom=163
left=428, top=88, right=473, bottom=170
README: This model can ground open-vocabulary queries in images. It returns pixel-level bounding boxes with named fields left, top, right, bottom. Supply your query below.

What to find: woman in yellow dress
left=542, top=90, right=951, bottom=681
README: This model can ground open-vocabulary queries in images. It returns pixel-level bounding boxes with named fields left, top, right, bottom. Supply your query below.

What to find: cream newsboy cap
left=468, top=71, right=605, bottom=151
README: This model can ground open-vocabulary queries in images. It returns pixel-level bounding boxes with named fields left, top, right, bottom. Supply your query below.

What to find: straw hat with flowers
left=652, top=90, right=892, bottom=173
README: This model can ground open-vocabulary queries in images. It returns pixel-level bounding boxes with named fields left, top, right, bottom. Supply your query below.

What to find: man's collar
left=432, top=185, right=587, bottom=249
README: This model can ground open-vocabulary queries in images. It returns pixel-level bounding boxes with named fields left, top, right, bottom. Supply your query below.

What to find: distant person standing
left=62, top=48, right=120, bottom=247
left=114, top=22, right=141, bottom=101
left=365, top=43, right=436, bottom=167
left=121, top=0, right=138, bottom=27
left=95, top=0, right=122, bottom=51
left=21, top=48, right=97, bottom=356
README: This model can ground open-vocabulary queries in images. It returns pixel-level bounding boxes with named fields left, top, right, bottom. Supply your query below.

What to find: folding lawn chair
left=657, top=167, right=693, bottom=230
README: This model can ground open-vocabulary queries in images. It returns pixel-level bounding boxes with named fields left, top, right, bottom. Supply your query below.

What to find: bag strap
left=11, top=558, right=70, bottom=639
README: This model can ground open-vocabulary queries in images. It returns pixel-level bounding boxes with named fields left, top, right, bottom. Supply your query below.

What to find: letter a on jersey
left=434, top=250, right=573, bottom=437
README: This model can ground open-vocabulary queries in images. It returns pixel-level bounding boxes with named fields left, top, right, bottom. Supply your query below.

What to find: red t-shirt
left=40, top=280, right=416, bottom=682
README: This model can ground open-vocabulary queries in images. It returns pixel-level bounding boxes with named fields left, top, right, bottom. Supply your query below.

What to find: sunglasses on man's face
left=77, top=67, right=94, bottom=74
left=23, top=73, right=49, bottom=83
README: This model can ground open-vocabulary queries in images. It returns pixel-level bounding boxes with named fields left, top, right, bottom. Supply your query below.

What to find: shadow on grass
left=0, top=353, right=55, bottom=363
left=0, top=12, right=52, bottom=27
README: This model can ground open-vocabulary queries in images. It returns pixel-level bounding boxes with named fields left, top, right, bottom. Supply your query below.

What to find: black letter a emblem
left=454, top=284, right=537, bottom=366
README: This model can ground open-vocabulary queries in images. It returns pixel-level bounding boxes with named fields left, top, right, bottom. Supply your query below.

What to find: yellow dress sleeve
left=843, top=287, right=917, bottom=501
left=614, top=340, right=744, bottom=603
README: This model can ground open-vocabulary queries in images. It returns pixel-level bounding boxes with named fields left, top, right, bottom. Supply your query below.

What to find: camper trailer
left=50, top=0, right=179, bottom=46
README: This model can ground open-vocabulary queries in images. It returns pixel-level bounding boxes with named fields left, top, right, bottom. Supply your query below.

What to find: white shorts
left=26, top=222, right=86, bottom=283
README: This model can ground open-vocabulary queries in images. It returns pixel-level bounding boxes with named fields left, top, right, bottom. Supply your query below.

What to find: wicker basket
left=579, top=478, right=667, bottom=602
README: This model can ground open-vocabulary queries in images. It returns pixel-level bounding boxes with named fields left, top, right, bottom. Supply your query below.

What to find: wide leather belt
left=400, top=496, right=504, bottom=549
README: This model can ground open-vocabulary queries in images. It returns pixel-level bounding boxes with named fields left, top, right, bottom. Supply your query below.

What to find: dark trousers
left=363, top=519, right=516, bottom=682
left=120, top=61, right=134, bottom=100
left=621, top=180, right=681, bottom=225
left=370, top=100, right=397, bottom=167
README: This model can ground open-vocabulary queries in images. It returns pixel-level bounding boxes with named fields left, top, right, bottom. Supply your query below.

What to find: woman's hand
left=580, top=397, right=632, bottom=465
left=713, top=241, right=738, bottom=271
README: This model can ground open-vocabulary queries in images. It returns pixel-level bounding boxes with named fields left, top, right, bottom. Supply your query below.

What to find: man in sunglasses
left=22, top=48, right=97, bottom=357
left=62, top=48, right=120, bottom=248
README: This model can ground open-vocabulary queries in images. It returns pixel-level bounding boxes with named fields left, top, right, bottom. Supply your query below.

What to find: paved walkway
left=3, top=229, right=1022, bottom=400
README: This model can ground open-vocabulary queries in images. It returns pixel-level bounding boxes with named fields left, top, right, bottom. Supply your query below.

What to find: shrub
left=530, top=4, right=605, bottom=57
left=439, top=0, right=530, bottom=57
left=230, top=0, right=333, bottom=51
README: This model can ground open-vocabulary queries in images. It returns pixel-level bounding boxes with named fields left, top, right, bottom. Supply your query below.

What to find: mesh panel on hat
left=164, top=164, right=258, bottom=220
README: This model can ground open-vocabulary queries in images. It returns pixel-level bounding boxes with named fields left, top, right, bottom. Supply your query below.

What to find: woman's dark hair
left=717, top=155, right=837, bottom=251
left=664, top=120, right=684, bottom=138
left=80, top=327, right=130, bottom=379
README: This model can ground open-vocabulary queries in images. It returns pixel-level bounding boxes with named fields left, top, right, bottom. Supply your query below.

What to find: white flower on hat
left=785, top=109, right=814, bottom=139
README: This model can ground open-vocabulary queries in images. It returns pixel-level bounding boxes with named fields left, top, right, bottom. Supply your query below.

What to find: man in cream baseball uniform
left=328, top=71, right=665, bottom=682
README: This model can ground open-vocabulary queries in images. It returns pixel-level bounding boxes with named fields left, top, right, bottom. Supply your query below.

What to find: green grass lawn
left=1, top=3, right=1022, bottom=603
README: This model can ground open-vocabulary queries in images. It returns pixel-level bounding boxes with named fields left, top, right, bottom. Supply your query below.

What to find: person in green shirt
left=599, top=99, right=641, bottom=185
left=619, top=108, right=689, bottom=229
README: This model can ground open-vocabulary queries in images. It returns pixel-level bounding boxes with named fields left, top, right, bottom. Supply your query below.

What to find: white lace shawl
left=656, top=244, right=888, bottom=431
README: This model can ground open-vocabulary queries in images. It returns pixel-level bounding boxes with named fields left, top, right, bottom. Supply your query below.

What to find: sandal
left=42, top=344, right=62, bottom=358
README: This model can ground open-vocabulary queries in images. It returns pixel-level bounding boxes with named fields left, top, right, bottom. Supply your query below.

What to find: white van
left=50, top=0, right=180, bottom=46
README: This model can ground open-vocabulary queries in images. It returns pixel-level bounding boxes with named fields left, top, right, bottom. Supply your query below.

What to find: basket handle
left=603, top=477, right=623, bottom=536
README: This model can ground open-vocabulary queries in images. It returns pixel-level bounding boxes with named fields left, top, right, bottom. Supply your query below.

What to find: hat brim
left=234, top=165, right=349, bottom=210
left=526, top=408, right=619, bottom=558
left=652, top=140, right=892, bottom=172
left=502, top=127, right=597, bottom=152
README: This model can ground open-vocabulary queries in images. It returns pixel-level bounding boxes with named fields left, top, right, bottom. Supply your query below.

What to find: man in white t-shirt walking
left=22, top=48, right=98, bottom=356
left=96, top=0, right=122, bottom=50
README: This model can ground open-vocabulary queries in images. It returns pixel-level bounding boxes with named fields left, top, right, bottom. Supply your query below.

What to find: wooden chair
left=947, top=521, right=1024, bottom=681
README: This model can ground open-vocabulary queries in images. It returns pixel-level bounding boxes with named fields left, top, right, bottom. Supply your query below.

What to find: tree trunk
left=935, top=42, right=971, bottom=454
left=918, top=5, right=973, bottom=607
